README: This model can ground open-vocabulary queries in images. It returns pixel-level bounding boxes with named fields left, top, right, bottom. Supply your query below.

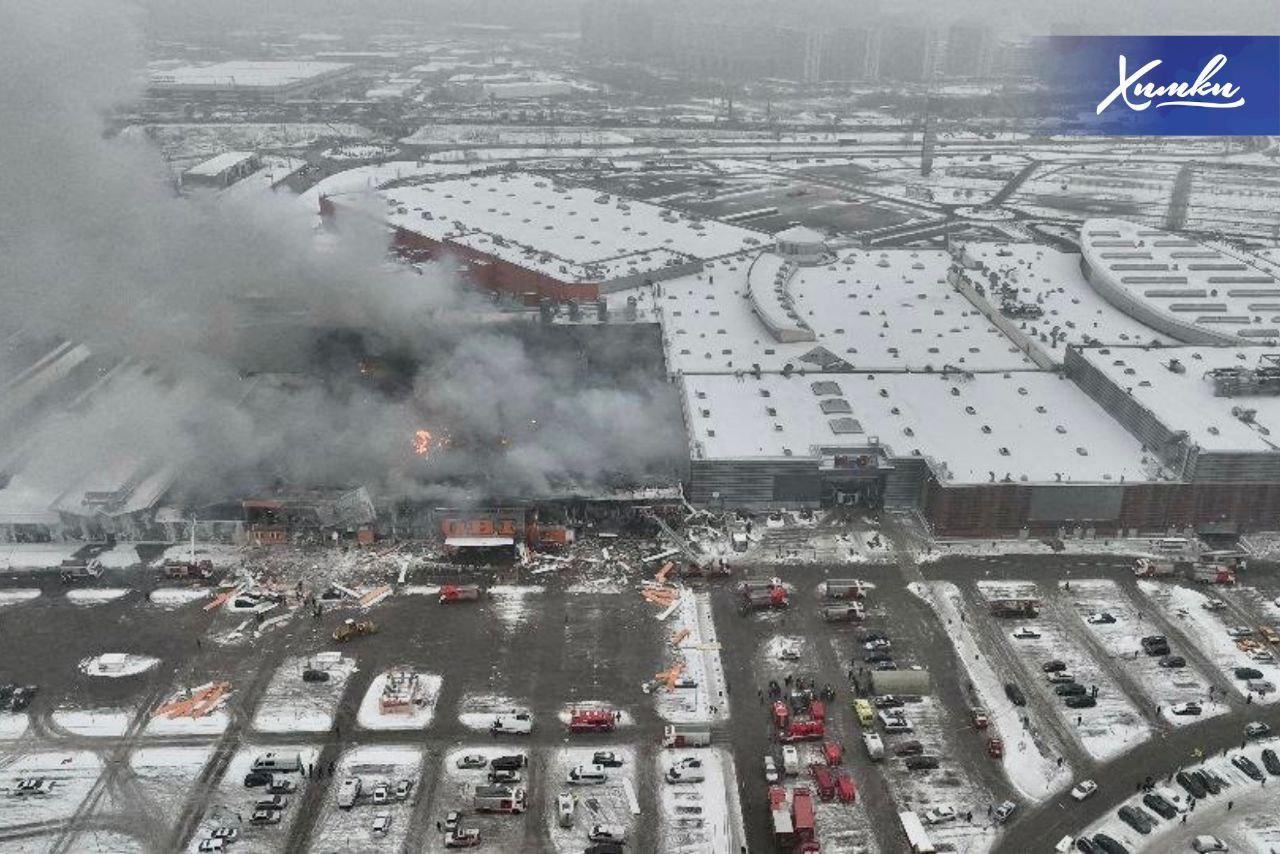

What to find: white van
left=557, top=793, right=576, bottom=827
left=566, top=764, right=608, bottom=785
left=489, top=712, right=533, bottom=735
left=781, top=745, right=800, bottom=776
left=1155, top=785, right=1189, bottom=813
left=253, top=753, right=301, bottom=774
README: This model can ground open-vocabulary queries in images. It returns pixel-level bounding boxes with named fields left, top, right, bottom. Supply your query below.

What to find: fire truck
left=567, top=708, right=617, bottom=734
left=779, top=720, right=825, bottom=743
left=439, top=584, right=482, bottom=603
left=741, top=585, right=789, bottom=613
left=824, top=579, right=868, bottom=600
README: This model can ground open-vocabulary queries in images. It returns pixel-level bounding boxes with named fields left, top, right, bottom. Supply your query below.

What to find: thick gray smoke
left=0, top=0, right=684, bottom=508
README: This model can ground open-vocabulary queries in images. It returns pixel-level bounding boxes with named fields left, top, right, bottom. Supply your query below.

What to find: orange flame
left=412, top=429, right=432, bottom=457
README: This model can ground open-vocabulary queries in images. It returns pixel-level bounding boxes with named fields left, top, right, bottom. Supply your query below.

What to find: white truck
left=862, top=732, right=885, bottom=761
left=662, top=723, right=711, bottom=748
left=474, top=785, right=527, bottom=814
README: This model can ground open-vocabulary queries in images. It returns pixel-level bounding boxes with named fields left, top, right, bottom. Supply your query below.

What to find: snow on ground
left=79, top=653, right=159, bottom=678
left=457, top=693, right=533, bottom=732
left=868, top=697, right=1000, bottom=853
left=917, top=537, right=1163, bottom=564
left=188, top=744, right=321, bottom=854
left=152, top=542, right=243, bottom=568
left=148, top=587, right=213, bottom=608
left=423, top=746, right=534, bottom=854
left=1075, top=736, right=1280, bottom=852
left=0, top=542, right=81, bottom=570
left=356, top=669, right=442, bottom=730
left=991, top=581, right=1151, bottom=761
left=655, top=592, right=730, bottom=724
left=488, top=585, right=543, bottom=633
left=309, top=745, right=423, bottom=853
left=94, top=544, right=143, bottom=568
left=1236, top=583, right=1280, bottom=623
left=1065, top=579, right=1227, bottom=725
left=146, top=707, right=230, bottom=737
left=0, top=712, right=29, bottom=739
left=399, top=584, right=441, bottom=596
left=1137, top=580, right=1280, bottom=703
left=544, top=745, right=638, bottom=852
left=130, top=745, right=216, bottom=824
left=252, top=653, right=356, bottom=732
left=65, top=587, right=131, bottom=605
left=0, top=751, right=103, bottom=834
left=914, top=582, right=1071, bottom=801
left=1240, top=531, right=1280, bottom=560
left=655, top=747, right=746, bottom=854
left=51, top=707, right=132, bottom=737
left=0, top=589, right=40, bottom=607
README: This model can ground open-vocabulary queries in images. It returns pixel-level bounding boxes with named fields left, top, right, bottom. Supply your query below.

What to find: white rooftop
left=184, top=151, right=256, bottom=178
left=682, top=371, right=1155, bottom=484
left=1079, top=218, right=1280, bottom=345
left=656, top=250, right=1036, bottom=374
left=371, top=172, right=765, bottom=284
left=962, top=242, right=1172, bottom=356
left=150, top=61, right=351, bottom=90
left=1075, top=346, right=1280, bottom=453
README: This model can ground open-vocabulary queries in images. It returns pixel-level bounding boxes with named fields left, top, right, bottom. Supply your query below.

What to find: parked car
left=1262, top=748, right=1280, bottom=775
left=1234, top=667, right=1263, bottom=680
left=488, top=768, right=521, bottom=784
left=864, top=638, right=892, bottom=651
left=587, top=825, right=627, bottom=843
left=1005, top=683, right=1026, bottom=706
left=993, top=800, right=1017, bottom=824
left=490, top=755, right=527, bottom=771
left=371, top=812, right=392, bottom=836
left=243, top=772, right=271, bottom=788
left=592, top=752, right=624, bottom=768
left=894, top=740, right=925, bottom=757
left=1142, top=792, right=1177, bottom=820
left=395, top=779, right=412, bottom=801
left=1191, top=836, right=1228, bottom=853
left=872, top=695, right=904, bottom=708
left=556, top=793, right=575, bottom=828
left=1141, top=636, right=1169, bottom=656
left=301, top=668, right=329, bottom=683
left=1171, top=701, right=1202, bottom=716
left=249, top=809, right=281, bottom=825
left=1158, top=655, right=1186, bottom=668
left=860, top=631, right=889, bottom=642
left=371, top=784, right=389, bottom=804
left=904, top=754, right=940, bottom=771
left=1228, top=626, right=1254, bottom=639
left=268, top=776, right=297, bottom=794
left=1065, top=696, right=1097, bottom=709
left=567, top=764, right=609, bottom=785
left=1176, top=770, right=1207, bottom=799
left=1070, top=779, right=1098, bottom=801
left=1055, top=683, right=1087, bottom=697
left=456, top=754, right=488, bottom=770
left=1012, top=627, right=1041, bottom=639
left=444, top=828, right=481, bottom=848
left=1194, top=769, right=1224, bottom=795
left=209, top=828, right=238, bottom=842
left=1047, top=671, right=1076, bottom=684
left=1245, top=721, right=1271, bottom=739
left=922, top=805, right=957, bottom=824
left=1092, top=833, right=1129, bottom=854
left=1042, top=660, right=1067, bottom=673
left=254, top=795, right=287, bottom=811
left=864, top=651, right=893, bottom=664
left=871, top=661, right=898, bottom=671
left=1117, top=805, right=1154, bottom=834
left=763, top=755, right=779, bottom=783
left=1232, top=754, right=1264, bottom=781
left=197, top=840, right=225, bottom=853
left=1086, top=612, right=1117, bottom=625
left=1074, top=837, right=1101, bottom=854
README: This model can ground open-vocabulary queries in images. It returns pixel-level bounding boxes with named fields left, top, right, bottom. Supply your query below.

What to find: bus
left=899, top=811, right=936, bottom=854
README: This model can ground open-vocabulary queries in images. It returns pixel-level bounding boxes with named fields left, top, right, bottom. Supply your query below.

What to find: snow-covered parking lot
left=543, top=745, right=639, bottom=852
left=188, top=745, right=321, bottom=854
left=421, top=746, right=535, bottom=853
left=253, top=653, right=356, bottom=732
left=309, top=745, right=424, bottom=853
left=1065, top=579, right=1228, bottom=725
left=655, top=747, right=746, bottom=853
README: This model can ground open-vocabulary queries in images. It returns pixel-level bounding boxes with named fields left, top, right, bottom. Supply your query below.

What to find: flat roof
left=150, top=61, right=352, bottom=90
left=656, top=249, right=1036, bottom=374
left=1075, top=346, right=1280, bottom=453
left=1079, top=218, right=1280, bottom=345
left=372, top=172, right=765, bottom=283
left=682, top=370, right=1155, bottom=484
left=961, top=242, right=1173, bottom=356
left=184, top=151, right=256, bottom=178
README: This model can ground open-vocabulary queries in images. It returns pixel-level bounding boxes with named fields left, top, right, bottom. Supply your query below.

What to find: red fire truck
left=567, top=708, right=617, bottom=734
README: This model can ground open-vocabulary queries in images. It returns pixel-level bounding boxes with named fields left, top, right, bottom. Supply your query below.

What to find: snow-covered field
left=356, top=670, right=442, bottom=730
left=0, top=542, right=82, bottom=570
left=0, top=712, right=29, bottom=740
left=457, top=693, right=533, bottom=732
left=65, top=587, right=131, bottom=605
left=1137, top=580, right=1280, bottom=703
left=1065, top=579, right=1227, bottom=725
left=422, top=746, right=534, bottom=853
left=252, top=653, right=356, bottom=732
left=654, top=747, right=745, bottom=854
left=0, top=751, right=103, bottom=834
left=309, top=745, right=423, bottom=853
left=148, top=587, right=213, bottom=608
left=543, top=745, right=638, bottom=852
left=130, top=745, right=216, bottom=828
left=51, top=707, right=132, bottom=737
left=916, top=582, right=1071, bottom=801
left=655, top=592, right=729, bottom=724
left=917, top=537, right=1164, bottom=563
left=187, top=744, right=320, bottom=854
left=0, top=588, right=41, bottom=607
left=982, top=581, right=1151, bottom=761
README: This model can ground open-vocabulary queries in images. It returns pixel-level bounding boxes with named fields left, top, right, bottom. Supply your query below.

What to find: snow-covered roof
left=682, top=371, right=1154, bottom=484
left=656, top=250, right=1036, bottom=374
left=961, top=242, right=1172, bottom=356
left=775, top=225, right=825, bottom=245
left=1079, top=218, right=1280, bottom=345
left=184, top=151, right=256, bottom=178
left=367, top=172, right=766, bottom=284
left=1074, top=346, right=1280, bottom=452
left=150, top=61, right=352, bottom=91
